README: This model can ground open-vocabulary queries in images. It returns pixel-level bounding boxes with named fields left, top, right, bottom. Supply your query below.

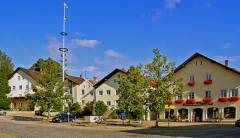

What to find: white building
left=8, top=67, right=40, bottom=110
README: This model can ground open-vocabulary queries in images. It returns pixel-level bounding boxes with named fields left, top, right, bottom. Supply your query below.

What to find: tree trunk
left=47, top=109, right=51, bottom=121
left=155, top=112, right=159, bottom=127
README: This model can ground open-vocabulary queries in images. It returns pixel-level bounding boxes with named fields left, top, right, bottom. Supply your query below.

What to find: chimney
left=93, top=76, right=97, bottom=81
left=225, top=60, right=229, bottom=67
left=80, top=74, right=83, bottom=78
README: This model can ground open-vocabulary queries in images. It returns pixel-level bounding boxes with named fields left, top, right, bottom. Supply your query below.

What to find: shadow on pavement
left=11, top=116, right=43, bottom=121
left=122, top=124, right=239, bottom=137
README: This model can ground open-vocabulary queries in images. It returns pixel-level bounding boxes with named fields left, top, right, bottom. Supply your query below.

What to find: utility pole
left=59, top=2, right=68, bottom=113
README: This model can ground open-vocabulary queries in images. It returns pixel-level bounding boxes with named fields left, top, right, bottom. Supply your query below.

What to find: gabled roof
left=89, top=80, right=97, bottom=85
left=94, top=68, right=127, bottom=88
left=9, top=67, right=41, bottom=80
left=66, top=75, right=85, bottom=85
left=174, top=52, right=240, bottom=75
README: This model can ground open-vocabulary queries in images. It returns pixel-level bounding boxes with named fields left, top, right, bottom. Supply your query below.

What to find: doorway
left=193, top=108, right=203, bottom=122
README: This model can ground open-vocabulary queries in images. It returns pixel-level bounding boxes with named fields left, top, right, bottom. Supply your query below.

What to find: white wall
left=8, top=70, right=36, bottom=97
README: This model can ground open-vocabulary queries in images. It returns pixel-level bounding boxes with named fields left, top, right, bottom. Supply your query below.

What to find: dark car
left=35, top=109, right=46, bottom=116
left=52, top=113, right=75, bottom=123
left=235, top=120, right=240, bottom=127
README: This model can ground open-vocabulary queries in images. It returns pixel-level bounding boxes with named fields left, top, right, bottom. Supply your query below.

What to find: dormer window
left=18, top=76, right=21, bottom=80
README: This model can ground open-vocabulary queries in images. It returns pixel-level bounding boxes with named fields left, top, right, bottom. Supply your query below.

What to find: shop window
left=178, top=109, right=188, bottom=120
left=224, top=107, right=236, bottom=119
left=207, top=107, right=219, bottom=119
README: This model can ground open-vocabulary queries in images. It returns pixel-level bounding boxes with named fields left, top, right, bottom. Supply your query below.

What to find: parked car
left=0, top=109, right=6, bottom=116
left=35, top=109, right=46, bottom=116
left=52, top=113, right=75, bottom=123
left=235, top=119, right=240, bottom=127
left=42, top=110, right=60, bottom=117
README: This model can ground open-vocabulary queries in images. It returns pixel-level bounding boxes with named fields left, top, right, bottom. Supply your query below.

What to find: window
left=82, top=89, right=85, bottom=95
left=220, top=90, right=227, bottom=97
left=18, top=76, right=21, bottom=80
left=224, top=107, right=236, bottom=119
left=205, top=90, right=211, bottom=98
left=200, top=61, right=203, bottom=65
left=231, top=89, right=238, bottom=97
left=107, top=90, right=111, bottom=95
left=19, top=85, right=22, bottom=90
left=107, top=101, right=111, bottom=106
left=26, top=85, right=29, bottom=90
left=22, top=76, right=25, bottom=79
left=206, top=74, right=212, bottom=80
left=176, top=94, right=182, bottom=100
left=189, top=75, right=194, bottom=81
left=116, top=100, right=120, bottom=106
left=12, top=86, right=16, bottom=91
left=188, top=92, right=194, bottom=99
left=99, top=90, right=103, bottom=96
left=82, top=100, right=85, bottom=105
left=195, top=61, right=198, bottom=66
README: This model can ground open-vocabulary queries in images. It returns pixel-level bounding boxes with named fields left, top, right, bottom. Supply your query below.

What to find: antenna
left=59, top=2, right=68, bottom=82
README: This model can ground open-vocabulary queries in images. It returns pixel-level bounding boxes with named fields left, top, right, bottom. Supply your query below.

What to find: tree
left=27, top=58, right=69, bottom=120
left=83, top=101, right=107, bottom=116
left=0, top=50, right=14, bottom=109
left=118, top=66, right=149, bottom=120
left=145, top=48, right=183, bottom=127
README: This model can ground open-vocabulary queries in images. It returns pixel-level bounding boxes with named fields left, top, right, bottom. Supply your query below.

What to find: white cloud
left=46, top=37, right=77, bottom=64
left=104, top=49, right=127, bottom=60
left=94, top=57, right=113, bottom=65
left=70, top=38, right=100, bottom=48
left=165, top=0, right=182, bottom=10
left=222, top=42, right=232, bottom=49
left=215, top=56, right=240, bottom=63
left=81, top=66, right=99, bottom=73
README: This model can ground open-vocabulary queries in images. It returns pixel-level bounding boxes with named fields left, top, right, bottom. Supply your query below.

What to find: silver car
left=0, top=109, right=6, bottom=116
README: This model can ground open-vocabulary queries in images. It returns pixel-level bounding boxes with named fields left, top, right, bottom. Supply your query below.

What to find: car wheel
left=59, top=119, right=63, bottom=123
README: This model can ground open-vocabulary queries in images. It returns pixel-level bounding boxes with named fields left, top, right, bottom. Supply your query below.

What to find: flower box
left=186, top=99, right=196, bottom=104
left=204, top=80, right=213, bottom=85
left=187, top=81, right=195, bottom=87
left=218, top=97, right=228, bottom=102
left=175, top=99, right=185, bottom=104
left=228, top=96, right=239, bottom=102
left=203, top=98, right=213, bottom=103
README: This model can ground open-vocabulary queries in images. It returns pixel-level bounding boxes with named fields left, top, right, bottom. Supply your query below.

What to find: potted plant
left=204, top=80, right=213, bottom=85
left=218, top=97, right=228, bottom=102
left=228, top=96, right=239, bottom=102
left=175, top=99, right=185, bottom=104
left=187, top=81, right=195, bottom=87
left=203, top=98, right=213, bottom=103
left=186, top=99, right=196, bottom=104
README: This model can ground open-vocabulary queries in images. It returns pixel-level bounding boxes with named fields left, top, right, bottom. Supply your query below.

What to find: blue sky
left=1, top=0, right=240, bottom=79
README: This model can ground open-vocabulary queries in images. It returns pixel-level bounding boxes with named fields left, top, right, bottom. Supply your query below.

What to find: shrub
left=82, top=101, right=107, bottom=116
left=70, top=103, right=82, bottom=117
left=108, top=110, right=120, bottom=119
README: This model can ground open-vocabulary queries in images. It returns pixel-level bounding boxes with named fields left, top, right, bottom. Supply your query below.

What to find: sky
left=1, top=0, right=240, bottom=79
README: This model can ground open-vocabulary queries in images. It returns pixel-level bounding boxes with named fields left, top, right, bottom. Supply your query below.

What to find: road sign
left=120, top=112, right=126, bottom=120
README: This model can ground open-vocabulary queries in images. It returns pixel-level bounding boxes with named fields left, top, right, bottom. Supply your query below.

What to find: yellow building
left=169, top=53, right=240, bottom=122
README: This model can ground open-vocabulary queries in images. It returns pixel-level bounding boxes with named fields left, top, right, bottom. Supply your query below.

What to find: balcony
left=175, top=99, right=185, bottom=104
left=203, top=98, right=213, bottom=103
left=187, top=81, right=195, bottom=87
left=204, top=80, right=213, bottom=85
left=218, top=97, right=228, bottom=102
left=228, top=96, right=239, bottom=102
left=186, top=99, right=196, bottom=104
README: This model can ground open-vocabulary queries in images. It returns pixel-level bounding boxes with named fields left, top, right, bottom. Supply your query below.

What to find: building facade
left=168, top=53, right=240, bottom=122
left=93, top=69, right=126, bottom=108
left=8, top=67, right=40, bottom=110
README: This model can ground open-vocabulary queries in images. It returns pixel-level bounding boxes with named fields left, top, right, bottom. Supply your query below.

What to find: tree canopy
left=0, top=50, right=14, bottom=109
left=118, top=66, right=149, bottom=119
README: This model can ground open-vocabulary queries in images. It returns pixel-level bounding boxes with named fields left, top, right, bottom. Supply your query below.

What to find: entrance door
left=193, top=108, right=203, bottom=122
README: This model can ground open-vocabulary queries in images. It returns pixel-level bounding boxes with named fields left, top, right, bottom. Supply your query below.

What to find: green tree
left=0, top=50, right=14, bottom=109
left=27, top=58, right=69, bottom=120
left=118, top=66, right=149, bottom=120
left=83, top=101, right=107, bottom=116
left=145, top=48, right=183, bottom=127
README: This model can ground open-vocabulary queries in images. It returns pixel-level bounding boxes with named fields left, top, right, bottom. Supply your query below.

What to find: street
left=0, top=117, right=240, bottom=138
